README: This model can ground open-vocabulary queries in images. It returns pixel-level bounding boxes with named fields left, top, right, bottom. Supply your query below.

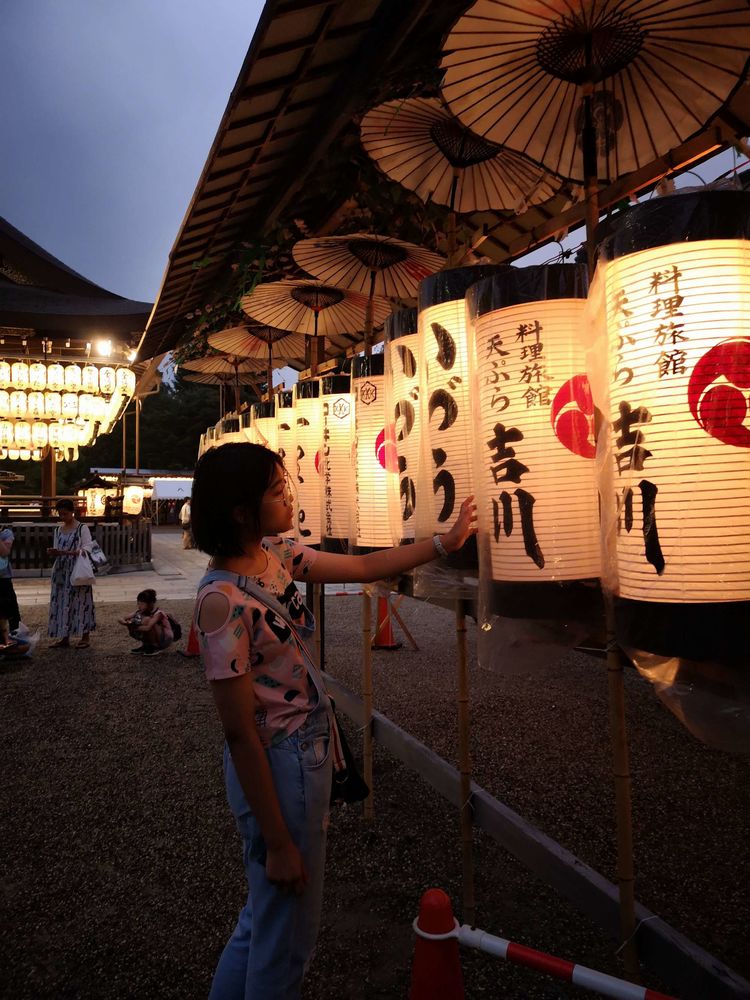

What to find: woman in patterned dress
left=47, top=499, right=96, bottom=649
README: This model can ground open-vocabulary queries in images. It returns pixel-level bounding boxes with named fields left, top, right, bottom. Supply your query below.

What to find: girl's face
left=58, top=507, right=75, bottom=526
left=259, top=464, right=294, bottom=535
left=137, top=600, right=152, bottom=613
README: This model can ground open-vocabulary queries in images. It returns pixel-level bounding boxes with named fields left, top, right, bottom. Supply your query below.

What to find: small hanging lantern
left=0, top=391, right=9, bottom=417
left=62, top=424, right=79, bottom=448
left=62, top=393, right=79, bottom=419
left=598, top=190, right=750, bottom=659
left=293, top=379, right=322, bottom=546
left=353, top=355, right=395, bottom=549
left=0, top=362, right=10, bottom=389
left=6, top=448, right=20, bottom=461
left=11, top=362, right=29, bottom=390
left=123, top=485, right=144, bottom=515
left=14, top=421, right=31, bottom=449
left=238, top=411, right=256, bottom=445
left=28, top=391, right=45, bottom=419
left=99, top=367, right=116, bottom=395
left=46, top=363, right=65, bottom=391
left=78, top=421, right=95, bottom=447
left=384, top=308, right=420, bottom=542
left=91, top=395, right=106, bottom=423
left=64, top=364, right=82, bottom=392
left=18, top=448, right=31, bottom=462
left=78, top=394, right=95, bottom=421
left=84, top=488, right=106, bottom=517
left=0, top=421, right=14, bottom=448
left=30, top=449, right=42, bottom=462
left=252, top=401, right=278, bottom=452
left=466, top=264, right=599, bottom=589
left=29, top=362, right=46, bottom=390
left=82, top=365, right=99, bottom=393
left=45, top=391, right=62, bottom=419
left=417, top=265, right=507, bottom=542
left=275, top=390, right=295, bottom=466
left=31, top=422, right=48, bottom=448
left=321, top=374, right=354, bottom=548
left=10, top=390, right=27, bottom=419
left=48, top=423, right=63, bottom=449
left=116, top=367, right=136, bottom=396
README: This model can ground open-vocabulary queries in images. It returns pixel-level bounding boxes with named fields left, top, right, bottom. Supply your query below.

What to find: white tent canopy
left=150, top=477, right=192, bottom=500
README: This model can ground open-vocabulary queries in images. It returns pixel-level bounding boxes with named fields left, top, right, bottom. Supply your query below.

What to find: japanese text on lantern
left=392, top=342, right=419, bottom=525
left=322, top=403, right=333, bottom=536
left=428, top=321, right=460, bottom=523
left=613, top=399, right=665, bottom=575
left=487, top=421, right=544, bottom=568
left=516, top=320, right=551, bottom=408
left=651, top=264, right=688, bottom=378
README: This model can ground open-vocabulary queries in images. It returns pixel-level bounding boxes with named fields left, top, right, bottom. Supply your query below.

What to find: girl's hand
left=47, top=547, right=58, bottom=557
left=442, top=495, right=478, bottom=554
left=266, top=842, right=308, bottom=896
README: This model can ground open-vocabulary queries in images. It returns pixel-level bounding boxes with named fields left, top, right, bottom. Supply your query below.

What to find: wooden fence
left=7, top=520, right=151, bottom=576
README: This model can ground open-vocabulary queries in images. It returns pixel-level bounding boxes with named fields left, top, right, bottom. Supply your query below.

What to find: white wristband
left=433, top=534, right=448, bottom=558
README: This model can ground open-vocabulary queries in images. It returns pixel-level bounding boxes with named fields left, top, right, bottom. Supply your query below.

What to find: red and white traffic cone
left=371, top=595, right=401, bottom=650
left=179, top=619, right=201, bottom=658
left=409, top=889, right=464, bottom=1000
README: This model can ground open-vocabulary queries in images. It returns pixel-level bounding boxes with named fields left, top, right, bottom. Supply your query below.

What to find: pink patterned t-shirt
left=196, top=536, right=319, bottom=747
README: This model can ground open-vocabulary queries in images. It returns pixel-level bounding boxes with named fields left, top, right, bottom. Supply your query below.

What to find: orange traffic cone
left=179, top=619, right=201, bottom=658
left=371, top=595, right=402, bottom=650
left=409, top=889, right=464, bottom=1000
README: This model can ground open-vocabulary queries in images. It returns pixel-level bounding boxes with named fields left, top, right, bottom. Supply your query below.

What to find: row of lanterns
left=199, top=192, right=750, bottom=654
left=0, top=361, right=135, bottom=396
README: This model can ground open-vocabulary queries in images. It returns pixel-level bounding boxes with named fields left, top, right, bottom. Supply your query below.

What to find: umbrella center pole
left=448, top=168, right=460, bottom=265
left=363, top=269, right=376, bottom=358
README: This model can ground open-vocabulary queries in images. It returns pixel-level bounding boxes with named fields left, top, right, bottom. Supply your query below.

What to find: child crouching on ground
left=119, top=589, right=174, bottom=656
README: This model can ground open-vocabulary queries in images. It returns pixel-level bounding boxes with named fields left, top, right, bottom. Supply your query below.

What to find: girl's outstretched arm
left=304, top=496, right=477, bottom=585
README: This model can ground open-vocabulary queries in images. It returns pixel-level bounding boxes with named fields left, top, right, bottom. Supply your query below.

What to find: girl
left=47, top=499, right=95, bottom=649
left=192, top=442, right=475, bottom=1000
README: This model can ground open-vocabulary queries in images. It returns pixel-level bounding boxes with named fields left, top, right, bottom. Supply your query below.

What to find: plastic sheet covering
left=240, top=409, right=258, bottom=445
left=320, top=374, right=354, bottom=553
left=414, top=265, right=508, bottom=600
left=252, top=401, right=278, bottom=451
left=218, top=414, right=245, bottom=446
left=585, top=190, right=750, bottom=749
left=294, top=379, right=323, bottom=546
left=351, top=355, right=393, bottom=552
left=384, top=308, right=419, bottom=544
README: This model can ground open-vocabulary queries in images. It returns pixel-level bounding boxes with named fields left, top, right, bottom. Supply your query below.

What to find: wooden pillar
left=40, top=446, right=56, bottom=513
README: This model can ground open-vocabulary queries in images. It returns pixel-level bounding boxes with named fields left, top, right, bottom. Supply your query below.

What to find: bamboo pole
left=362, top=590, right=374, bottom=820
left=313, top=583, right=322, bottom=669
left=456, top=600, right=475, bottom=926
left=363, top=270, right=376, bottom=358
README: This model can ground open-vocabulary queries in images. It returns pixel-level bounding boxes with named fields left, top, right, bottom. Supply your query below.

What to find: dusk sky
left=2, top=1, right=264, bottom=305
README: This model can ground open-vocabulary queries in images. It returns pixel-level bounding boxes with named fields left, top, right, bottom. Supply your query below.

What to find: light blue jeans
left=209, top=701, right=332, bottom=1000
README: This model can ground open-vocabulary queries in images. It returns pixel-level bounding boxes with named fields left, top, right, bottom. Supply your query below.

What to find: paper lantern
left=31, top=422, right=48, bottom=448
left=353, top=355, right=393, bottom=549
left=77, top=393, right=95, bottom=420
left=18, top=448, right=31, bottom=462
left=31, top=449, right=42, bottom=462
left=62, top=424, right=79, bottom=448
left=384, top=308, right=420, bottom=542
left=467, top=265, right=599, bottom=584
left=64, top=364, right=82, bottom=391
left=0, top=362, right=10, bottom=389
left=28, top=391, right=45, bottom=419
left=91, top=396, right=107, bottom=423
left=321, top=374, right=354, bottom=547
left=78, top=421, right=95, bottom=446
left=10, top=391, right=26, bottom=418
left=0, top=391, right=9, bottom=417
left=598, top=191, right=750, bottom=657
left=11, top=362, right=29, bottom=390
left=276, top=390, right=295, bottom=466
left=46, top=364, right=64, bottom=392
left=29, top=363, right=46, bottom=390
left=252, top=401, right=279, bottom=452
left=45, top=392, right=62, bottom=419
left=417, top=266, right=507, bottom=538
left=84, top=488, right=107, bottom=517
left=123, top=485, right=144, bottom=515
left=293, top=379, right=322, bottom=546
left=116, top=367, right=136, bottom=396
left=62, top=393, right=79, bottom=419
left=6, top=448, right=20, bottom=461
left=82, top=365, right=99, bottom=392
left=48, top=423, right=63, bottom=448
left=99, top=367, right=116, bottom=394
left=0, top=421, right=14, bottom=448
left=238, top=411, right=256, bottom=445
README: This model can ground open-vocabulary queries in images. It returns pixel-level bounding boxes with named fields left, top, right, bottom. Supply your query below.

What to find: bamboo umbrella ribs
left=207, top=325, right=307, bottom=399
left=292, top=234, right=443, bottom=354
left=181, top=355, right=264, bottom=412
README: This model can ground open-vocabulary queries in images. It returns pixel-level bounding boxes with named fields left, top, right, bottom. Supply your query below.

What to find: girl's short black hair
left=137, top=589, right=157, bottom=604
left=56, top=499, right=75, bottom=513
left=191, top=443, right=283, bottom=557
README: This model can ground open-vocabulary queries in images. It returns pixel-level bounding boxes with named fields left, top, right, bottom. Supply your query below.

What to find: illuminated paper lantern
left=384, top=308, right=420, bottom=541
left=45, top=392, right=62, bottom=419
left=78, top=421, right=95, bottom=446
left=10, top=391, right=26, bottom=418
left=0, top=421, right=14, bottom=448
left=64, top=364, right=82, bottom=391
left=0, top=362, right=10, bottom=389
left=48, top=423, right=63, bottom=449
left=91, top=396, right=106, bottom=423
left=82, top=365, right=99, bottom=392
left=123, top=485, right=144, bottom=515
left=78, top=393, right=95, bottom=420
left=293, top=379, right=322, bottom=546
left=31, top=449, right=42, bottom=462
left=0, top=391, right=9, bottom=417
left=353, top=355, right=394, bottom=549
left=13, top=428, right=30, bottom=453
left=31, top=422, right=48, bottom=448
left=276, top=390, right=295, bottom=466
left=6, top=448, right=20, bottom=461
left=418, top=266, right=507, bottom=538
left=62, top=424, right=79, bottom=448
left=29, top=363, right=46, bottom=390
left=99, top=367, right=116, bottom=394
left=116, top=367, right=136, bottom=396
left=321, top=374, right=354, bottom=548
left=252, top=401, right=278, bottom=452
left=598, top=191, right=750, bottom=656
left=11, top=362, right=29, bottom=390
left=18, top=448, right=31, bottom=462
left=62, top=393, right=79, bottom=419
left=238, top=411, right=256, bottom=445
left=84, top=488, right=107, bottom=517
left=47, top=364, right=64, bottom=392
left=28, top=391, right=45, bottom=419
left=467, top=265, right=599, bottom=584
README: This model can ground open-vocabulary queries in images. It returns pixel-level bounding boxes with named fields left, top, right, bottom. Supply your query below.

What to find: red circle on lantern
left=688, top=338, right=750, bottom=448
left=375, top=427, right=399, bottom=471
left=550, top=374, right=596, bottom=458
left=314, top=449, right=322, bottom=473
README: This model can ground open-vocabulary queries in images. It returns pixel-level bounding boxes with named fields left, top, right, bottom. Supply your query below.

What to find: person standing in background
left=47, top=499, right=96, bottom=649
left=179, top=498, right=193, bottom=549
left=0, top=522, right=21, bottom=647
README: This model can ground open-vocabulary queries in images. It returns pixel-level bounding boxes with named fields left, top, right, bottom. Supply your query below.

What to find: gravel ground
left=2, top=596, right=748, bottom=1000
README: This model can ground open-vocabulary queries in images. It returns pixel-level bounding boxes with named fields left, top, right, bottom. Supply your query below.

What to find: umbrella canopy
left=207, top=326, right=307, bottom=363
left=181, top=355, right=264, bottom=375
left=292, top=233, right=443, bottom=299
left=360, top=97, right=560, bottom=213
left=241, top=279, right=391, bottom=338
left=182, top=370, right=261, bottom=386
left=440, top=0, right=750, bottom=184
